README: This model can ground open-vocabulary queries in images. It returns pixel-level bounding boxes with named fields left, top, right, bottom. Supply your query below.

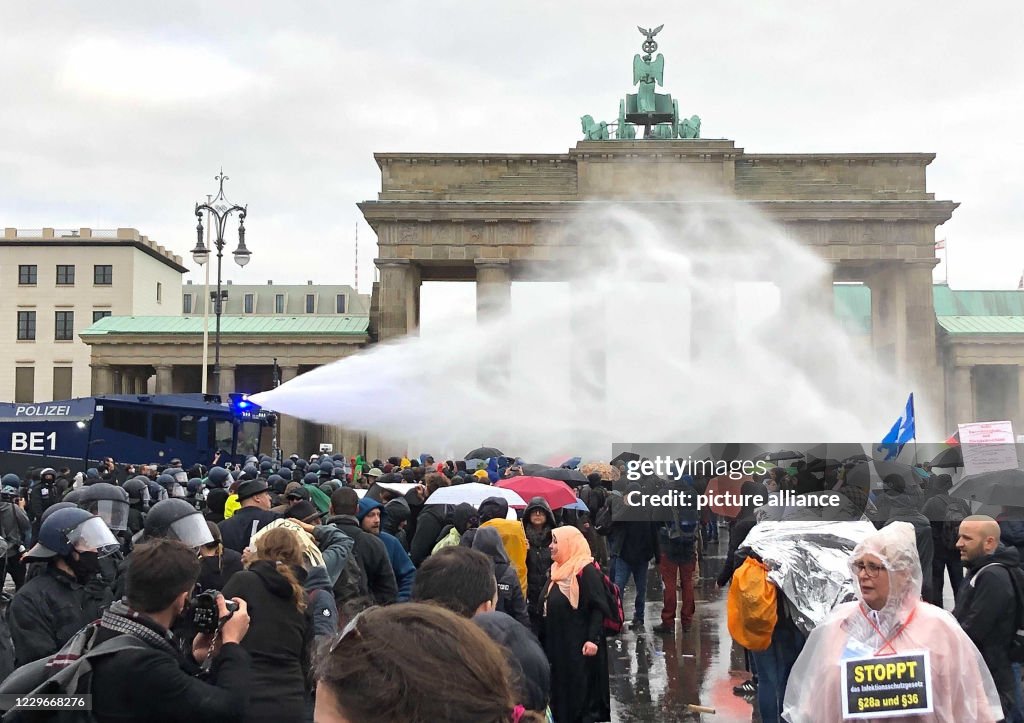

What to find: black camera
left=190, top=590, right=239, bottom=634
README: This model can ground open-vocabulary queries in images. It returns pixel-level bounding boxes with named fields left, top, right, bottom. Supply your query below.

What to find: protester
left=523, top=496, right=555, bottom=635
left=783, top=521, right=1003, bottom=722
left=197, top=521, right=245, bottom=592
left=327, top=487, right=397, bottom=605
left=610, top=482, right=659, bottom=630
left=0, top=479, right=31, bottom=590
left=9, top=508, right=117, bottom=666
left=87, top=539, right=253, bottom=722
left=408, top=473, right=451, bottom=566
left=542, top=525, right=611, bottom=723
left=314, top=603, right=544, bottom=723
left=412, top=546, right=498, bottom=617
left=472, top=526, right=530, bottom=626
left=921, top=473, right=969, bottom=605
left=357, top=497, right=416, bottom=602
left=222, top=527, right=314, bottom=723
left=654, top=475, right=700, bottom=634
left=954, top=515, right=1023, bottom=721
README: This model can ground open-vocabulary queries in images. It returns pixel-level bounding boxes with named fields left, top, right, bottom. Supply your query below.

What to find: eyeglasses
left=852, top=561, right=886, bottom=578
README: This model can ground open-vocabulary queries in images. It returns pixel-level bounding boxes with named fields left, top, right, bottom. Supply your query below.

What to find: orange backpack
left=726, top=557, right=778, bottom=652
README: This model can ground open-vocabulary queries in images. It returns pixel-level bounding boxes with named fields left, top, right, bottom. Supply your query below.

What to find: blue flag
left=879, top=394, right=916, bottom=460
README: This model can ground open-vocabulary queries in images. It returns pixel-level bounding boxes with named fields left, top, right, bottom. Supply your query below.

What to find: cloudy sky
left=2, top=0, right=1022, bottom=306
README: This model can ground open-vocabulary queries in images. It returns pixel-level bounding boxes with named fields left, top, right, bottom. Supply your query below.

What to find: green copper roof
left=935, top=316, right=1024, bottom=335
left=81, top=315, right=369, bottom=336
left=832, top=284, right=1024, bottom=337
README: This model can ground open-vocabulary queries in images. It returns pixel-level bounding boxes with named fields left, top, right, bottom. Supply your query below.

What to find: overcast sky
left=2, top=1, right=1022, bottom=303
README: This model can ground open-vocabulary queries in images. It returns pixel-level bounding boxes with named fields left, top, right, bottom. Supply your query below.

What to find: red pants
left=659, top=553, right=696, bottom=626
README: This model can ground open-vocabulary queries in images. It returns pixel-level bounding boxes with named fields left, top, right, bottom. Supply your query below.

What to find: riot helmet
left=79, top=483, right=130, bottom=531
left=24, top=507, right=120, bottom=560
left=123, top=478, right=150, bottom=507
left=143, top=498, right=214, bottom=547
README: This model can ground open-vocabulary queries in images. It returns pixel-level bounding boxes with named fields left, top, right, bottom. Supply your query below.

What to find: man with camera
left=89, top=538, right=253, bottom=721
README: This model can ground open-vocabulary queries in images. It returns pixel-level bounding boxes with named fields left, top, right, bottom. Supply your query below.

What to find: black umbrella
left=928, top=446, right=964, bottom=469
left=952, top=468, right=1024, bottom=504
left=536, top=467, right=588, bottom=486
left=520, top=463, right=551, bottom=476
left=610, top=452, right=640, bottom=465
left=464, top=447, right=503, bottom=461
left=758, top=450, right=805, bottom=462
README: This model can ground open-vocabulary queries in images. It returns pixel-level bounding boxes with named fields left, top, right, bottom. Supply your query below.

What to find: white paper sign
left=959, top=421, right=1018, bottom=476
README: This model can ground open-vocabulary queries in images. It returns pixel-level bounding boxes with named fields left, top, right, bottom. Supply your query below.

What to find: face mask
left=68, top=550, right=101, bottom=582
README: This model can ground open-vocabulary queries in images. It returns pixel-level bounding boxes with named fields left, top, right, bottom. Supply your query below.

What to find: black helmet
left=25, top=508, right=119, bottom=560
left=319, top=460, right=334, bottom=475
left=39, top=468, right=57, bottom=484
left=79, top=483, right=130, bottom=531
left=62, top=488, right=86, bottom=506
left=156, top=473, right=177, bottom=490
left=123, top=478, right=150, bottom=505
left=303, top=472, right=318, bottom=486
left=39, top=501, right=78, bottom=527
left=281, top=459, right=294, bottom=470
left=259, top=460, right=274, bottom=472
left=143, top=499, right=213, bottom=547
left=207, top=467, right=231, bottom=487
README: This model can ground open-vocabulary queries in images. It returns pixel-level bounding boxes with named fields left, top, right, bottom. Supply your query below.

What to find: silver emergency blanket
left=737, top=520, right=877, bottom=635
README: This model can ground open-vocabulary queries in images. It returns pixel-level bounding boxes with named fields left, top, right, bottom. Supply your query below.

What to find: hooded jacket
left=954, top=542, right=1022, bottom=716
left=409, top=503, right=450, bottom=567
left=302, top=564, right=339, bottom=641
left=473, top=610, right=550, bottom=712
left=326, top=514, right=397, bottom=605
left=358, top=498, right=416, bottom=602
left=472, top=527, right=530, bottom=626
left=522, top=497, right=554, bottom=619
left=381, top=497, right=411, bottom=549
left=784, top=522, right=1002, bottom=723
left=222, top=561, right=311, bottom=723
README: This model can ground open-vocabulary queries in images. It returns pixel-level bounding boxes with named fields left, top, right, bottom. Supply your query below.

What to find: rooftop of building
left=80, top=314, right=369, bottom=337
left=2, top=227, right=187, bottom=273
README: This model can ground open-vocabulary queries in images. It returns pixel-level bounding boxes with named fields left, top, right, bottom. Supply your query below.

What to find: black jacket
left=326, top=515, right=397, bottom=605
left=522, top=497, right=554, bottom=620
left=409, top=504, right=449, bottom=567
left=472, top=527, right=530, bottom=626
left=89, top=612, right=252, bottom=722
left=474, top=610, right=551, bottom=712
left=197, top=548, right=245, bottom=592
left=8, top=564, right=113, bottom=666
left=218, top=507, right=280, bottom=553
left=222, top=562, right=312, bottom=723
left=953, top=543, right=1020, bottom=716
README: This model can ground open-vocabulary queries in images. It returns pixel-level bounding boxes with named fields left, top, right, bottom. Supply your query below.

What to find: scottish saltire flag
left=879, top=394, right=916, bottom=460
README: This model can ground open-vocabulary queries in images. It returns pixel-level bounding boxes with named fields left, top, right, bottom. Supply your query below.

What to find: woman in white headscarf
left=782, top=521, right=1002, bottom=722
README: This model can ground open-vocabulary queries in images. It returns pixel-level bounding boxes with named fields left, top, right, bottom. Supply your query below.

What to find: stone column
left=952, top=365, right=974, bottom=426
left=375, top=259, right=421, bottom=341
left=277, top=366, right=300, bottom=457
left=155, top=365, right=174, bottom=394
left=903, top=259, right=943, bottom=420
left=90, top=363, right=114, bottom=395
left=867, top=263, right=907, bottom=378
left=475, top=259, right=512, bottom=390
left=1016, top=366, right=1024, bottom=435
left=219, top=366, right=236, bottom=395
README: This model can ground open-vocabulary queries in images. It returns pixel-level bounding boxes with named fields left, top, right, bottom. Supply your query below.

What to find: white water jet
left=250, top=196, right=907, bottom=461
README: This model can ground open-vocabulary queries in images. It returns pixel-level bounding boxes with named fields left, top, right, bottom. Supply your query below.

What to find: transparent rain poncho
left=782, top=521, right=1003, bottom=723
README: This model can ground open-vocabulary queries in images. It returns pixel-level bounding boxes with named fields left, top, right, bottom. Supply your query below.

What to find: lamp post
left=191, top=170, right=250, bottom=397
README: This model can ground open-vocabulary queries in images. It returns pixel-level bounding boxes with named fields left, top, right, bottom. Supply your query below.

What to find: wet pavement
left=608, top=532, right=758, bottom=722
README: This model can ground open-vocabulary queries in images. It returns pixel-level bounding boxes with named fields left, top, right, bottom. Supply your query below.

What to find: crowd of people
left=0, top=449, right=1023, bottom=722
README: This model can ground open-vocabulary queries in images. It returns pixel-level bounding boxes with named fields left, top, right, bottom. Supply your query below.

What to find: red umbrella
left=496, top=476, right=577, bottom=510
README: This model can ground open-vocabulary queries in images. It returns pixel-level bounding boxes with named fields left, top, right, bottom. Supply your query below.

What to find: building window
left=94, top=265, right=113, bottom=285
left=56, top=265, right=75, bottom=285
left=244, top=293, right=255, bottom=314
left=53, top=367, right=73, bottom=400
left=275, top=294, right=285, bottom=314
left=18, top=265, right=37, bottom=285
left=14, top=367, right=34, bottom=403
left=93, top=310, right=112, bottom=324
left=156, top=282, right=162, bottom=302
left=305, top=294, right=315, bottom=313
left=55, top=311, right=74, bottom=341
left=17, top=311, right=36, bottom=341
left=183, top=294, right=193, bottom=314
left=336, top=294, right=346, bottom=313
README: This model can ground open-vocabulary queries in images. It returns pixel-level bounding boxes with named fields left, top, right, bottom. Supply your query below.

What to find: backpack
left=595, top=492, right=621, bottom=537
left=0, top=630, right=146, bottom=722
left=431, top=526, right=461, bottom=555
left=726, top=556, right=778, bottom=652
left=974, top=562, right=1024, bottom=664
left=579, top=562, right=624, bottom=636
left=332, top=549, right=369, bottom=606
left=940, top=498, right=971, bottom=550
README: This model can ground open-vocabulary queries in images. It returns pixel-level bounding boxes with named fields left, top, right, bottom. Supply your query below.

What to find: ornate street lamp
left=192, top=170, right=249, bottom=396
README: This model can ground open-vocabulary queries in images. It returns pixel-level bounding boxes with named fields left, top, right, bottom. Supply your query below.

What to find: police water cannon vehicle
left=0, top=392, right=276, bottom=472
